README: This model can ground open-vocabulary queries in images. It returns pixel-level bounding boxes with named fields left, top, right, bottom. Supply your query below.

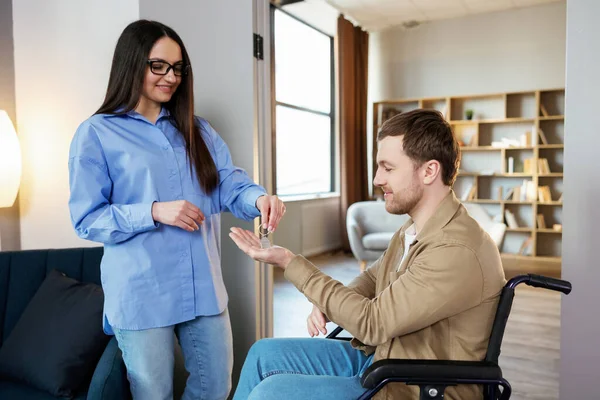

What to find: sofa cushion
left=0, top=380, right=86, bottom=400
left=362, top=232, right=395, bottom=251
left=0, top=269, right=109, bottom=398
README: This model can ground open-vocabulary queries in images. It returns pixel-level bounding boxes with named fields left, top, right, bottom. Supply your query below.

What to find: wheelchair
left=327, top=274, right=572, bottom=400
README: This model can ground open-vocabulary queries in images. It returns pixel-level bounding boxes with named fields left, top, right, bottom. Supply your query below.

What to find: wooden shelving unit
left=372, top=88, right=565, bottom=269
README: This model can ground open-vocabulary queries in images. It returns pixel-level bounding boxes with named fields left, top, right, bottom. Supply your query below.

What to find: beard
left=384, top=179, right=423, bottom=215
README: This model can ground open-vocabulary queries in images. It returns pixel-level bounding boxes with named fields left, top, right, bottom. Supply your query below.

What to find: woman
left=68, top=19, right=285, bottom=400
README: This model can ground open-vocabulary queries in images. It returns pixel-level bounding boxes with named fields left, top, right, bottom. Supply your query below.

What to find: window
left=272, top=8, right=335, bottom=197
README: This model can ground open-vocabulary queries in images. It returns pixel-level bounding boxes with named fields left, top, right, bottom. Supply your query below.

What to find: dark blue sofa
left=0, top=247, right=131, bottom=400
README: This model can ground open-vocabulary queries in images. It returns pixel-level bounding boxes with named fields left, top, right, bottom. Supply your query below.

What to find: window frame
left=270, top=5, right=336, bottom=199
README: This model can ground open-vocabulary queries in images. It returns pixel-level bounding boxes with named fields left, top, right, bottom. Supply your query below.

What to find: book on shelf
left=523, top=158, right=536, bottom=174
left=520, top=131, right=532, bottom=147
left=519, top=236, right=533, bottom=256
left=461, top=183, right=477, bottom=201
left=537, top=158, right=551, bottom=174
left=537, top=214, right=547, bottom=229
left=538, top=185, right=553, bottom=202
left=504, top=210, right=519, bottom=229
left=538, top=128, right=549, bottom=145
left=512, top=186, right=521, bottom=201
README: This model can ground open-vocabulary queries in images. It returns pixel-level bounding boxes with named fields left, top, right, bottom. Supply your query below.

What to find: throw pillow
left=0, top=269, right=109, bottom=398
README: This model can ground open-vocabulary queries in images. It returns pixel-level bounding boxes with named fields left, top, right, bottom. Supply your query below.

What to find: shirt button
left=182, top=252, right=188, bottom=257
left=163, top=145, right=169, bottom=150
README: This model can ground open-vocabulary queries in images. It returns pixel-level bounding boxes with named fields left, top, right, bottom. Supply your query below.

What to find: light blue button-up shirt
left=68, top=109, right=265, bottom=334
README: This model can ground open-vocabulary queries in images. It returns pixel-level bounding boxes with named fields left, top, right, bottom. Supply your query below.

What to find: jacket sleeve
left=346, top=252, right=384, bottom=299
left=199, top=119, right=266, bottom=221
left=68, top=122, right=158, bottom=245
left=284, top=243, right=484, bottom=346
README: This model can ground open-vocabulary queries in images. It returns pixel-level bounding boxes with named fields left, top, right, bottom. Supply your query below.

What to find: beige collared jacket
left=285, top=190, right=506, bottom=399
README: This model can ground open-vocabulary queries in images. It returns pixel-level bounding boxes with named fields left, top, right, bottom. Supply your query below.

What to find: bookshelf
left=372, top=88, right=565, bottom=269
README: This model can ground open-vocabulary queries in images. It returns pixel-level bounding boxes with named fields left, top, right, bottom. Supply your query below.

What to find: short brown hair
left=377, top=109, right=460, bottom=186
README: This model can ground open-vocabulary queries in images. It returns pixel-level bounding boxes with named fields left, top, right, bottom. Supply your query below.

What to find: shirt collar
left=126, top=107, right=171, bottom=121
left=104, top=107, right=171, bottom=122
left=397, top=189, right=461, bottom=243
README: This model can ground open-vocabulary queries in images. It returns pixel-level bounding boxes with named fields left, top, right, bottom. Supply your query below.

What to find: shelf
left=505, top=146, right=535, bottom=151
left=464, top=199, right=534, bottom=205
left=458, top=172, right=534, bottom=177
left=460, top=146, right=502, bottom=152
left=450, top=117, right=535, bottom=125
left=465, top=199, right=502, bottom=204
left=461, top=144, right=561, bottom=150
left=507, top=228, right=533, bottom=232
left=537, top=229, right=563, bottom=234
left=501, top=254, right=561, bottom=263
left=460, top=146, right=534, bottom=151
left=375, top=87, right=565, bottom=264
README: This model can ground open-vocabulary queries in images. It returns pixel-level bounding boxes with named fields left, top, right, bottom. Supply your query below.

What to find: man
left=229, top=109, right=506, bottom=400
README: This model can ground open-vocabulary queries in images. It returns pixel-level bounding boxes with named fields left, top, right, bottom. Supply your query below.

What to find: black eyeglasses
left=146, top=60, right=189, bottom=76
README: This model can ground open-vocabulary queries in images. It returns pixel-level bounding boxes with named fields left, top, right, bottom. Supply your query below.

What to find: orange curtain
left=338, top=15, right=369, bottom=251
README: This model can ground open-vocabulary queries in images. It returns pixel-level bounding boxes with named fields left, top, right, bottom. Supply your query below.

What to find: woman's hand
left=307, top=304, right=330, bottom=337
left=256, top=195, right=286, bottom=232
left=229, top=227, right=295, bottom=269
left=151, top=200, right=205, bottom=232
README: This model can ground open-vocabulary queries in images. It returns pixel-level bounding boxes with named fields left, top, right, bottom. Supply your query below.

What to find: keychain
left=259, top=226, right=271, bottom=249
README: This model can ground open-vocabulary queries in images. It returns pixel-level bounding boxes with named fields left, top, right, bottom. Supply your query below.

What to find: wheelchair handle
left=507, top=274, right=572, bottom=295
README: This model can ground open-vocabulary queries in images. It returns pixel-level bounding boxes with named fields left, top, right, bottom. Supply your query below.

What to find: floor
left=273, top=252, right=561, bottom=400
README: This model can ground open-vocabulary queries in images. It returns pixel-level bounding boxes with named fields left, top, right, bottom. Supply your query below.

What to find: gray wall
left=0, top=0, right=21, bottom=251
left=560, top=0, right=600, bottom=397
left=139, top=0, right=260, bottom=393
left=369, top=1, right=566, bottom=100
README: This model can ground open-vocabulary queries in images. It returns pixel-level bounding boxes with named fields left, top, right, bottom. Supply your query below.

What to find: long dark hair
left=96, top=19, right=218, bottom=194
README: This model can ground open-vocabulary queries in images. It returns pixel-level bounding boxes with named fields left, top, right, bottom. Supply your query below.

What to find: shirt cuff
left=242, top=187, right=267, bottom=218
left=129, top=203, right=159, bottom=232
left=284, top=255, right=320, bottom=292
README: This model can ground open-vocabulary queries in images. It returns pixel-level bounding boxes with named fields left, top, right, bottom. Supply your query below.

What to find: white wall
left=560, top=0, right=600, bottom=397
left=12, top=0, right=139, bottom=249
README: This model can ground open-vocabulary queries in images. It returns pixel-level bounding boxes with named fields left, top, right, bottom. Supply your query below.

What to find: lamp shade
left=0, top=110, right=21, bottom=207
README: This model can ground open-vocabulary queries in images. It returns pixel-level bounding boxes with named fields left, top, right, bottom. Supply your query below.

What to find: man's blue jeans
left=113, top=309, right=233, bottom=400
left=233, top=337, right=374, bottom=400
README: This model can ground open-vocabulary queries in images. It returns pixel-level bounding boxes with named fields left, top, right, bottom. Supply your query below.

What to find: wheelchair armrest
left=361, top=359, right=502, bottom=389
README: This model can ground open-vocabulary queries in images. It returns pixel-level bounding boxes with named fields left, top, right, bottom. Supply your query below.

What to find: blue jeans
left=232, top=338, right=373, bottom=400
left=113, top=309, right=233, bottom=400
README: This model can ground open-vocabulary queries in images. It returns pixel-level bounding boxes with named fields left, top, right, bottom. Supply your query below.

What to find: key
left=260, top=236, right=271, bottom=249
